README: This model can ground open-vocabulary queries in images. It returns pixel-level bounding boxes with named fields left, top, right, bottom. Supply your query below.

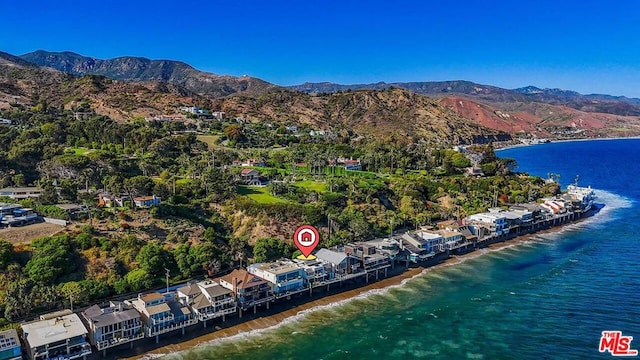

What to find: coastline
left=495, top=135, right=640, bottom=152
left=116, top=227, right=573, bottom=360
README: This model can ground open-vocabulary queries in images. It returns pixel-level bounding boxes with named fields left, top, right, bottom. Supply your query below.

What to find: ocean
left=170, top=138, right=640, bottom=360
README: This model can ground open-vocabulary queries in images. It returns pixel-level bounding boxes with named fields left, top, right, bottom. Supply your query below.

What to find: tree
left=25, top=235, right=77, bottom=285
left=58, top=281, right=87, bottom=307
left=0, top=239, right=13, bottom=269
left=125, top=268, right=155, bottom=291
left=136, top=242, right=172, bottom=278
left=4, top=278, right=35, bottom=320
left=224, top=124, right=243, bottom=142
left=253, top=237, right=293, bottom=263
left=174, top=243, right=220, bottom=278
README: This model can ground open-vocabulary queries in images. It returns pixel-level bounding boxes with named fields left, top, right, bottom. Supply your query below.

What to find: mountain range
left=2, top=50, right=640, bottom=141
left=20, top=50, right=279, bottom=98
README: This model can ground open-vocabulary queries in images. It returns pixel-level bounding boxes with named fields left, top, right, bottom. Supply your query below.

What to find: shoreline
left=116, top=226, right=575, bottom=360
left=496, top=135, right=640, bottom=152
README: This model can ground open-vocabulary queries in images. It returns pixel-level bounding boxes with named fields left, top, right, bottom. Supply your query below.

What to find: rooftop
left=81, top=305, right=140, bottom=328
left=22, top=312, right=88, bottom=348
left=200, top=281, right=232, bottom=298
left=439, top=230, right=461, bottom=238
left=251, top=260, right=300, bottom=275
left=219, top=269, right=267, bottom=290
left=0, top=329, right=20, bottom=351
left=315, top=248, right=348, bottom=265
left=0, top=203, right=22, bottom=210
left=145, top=303, right=171, bottom=316
left=416, top=231, right=443, bottom=241
left=140, top=292, right=165, bottom=303
left=190, top=293, right=212, bottom=310
left=0, top=187, right=42, bottom=193
left=177, top=283, right=201, bottom=297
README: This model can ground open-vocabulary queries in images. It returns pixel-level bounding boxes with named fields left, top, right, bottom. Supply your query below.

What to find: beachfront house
left=510, top=204, right=544, bottom=221
left=0, top=329, right=22, bottom=360
left=21, top=310, right=92, bottom=360
left=438, top=229, right=465, bottom=251
left=80, top=302, right=143, bottom=354
left=0, top=187, right=43, bottom=200
left=292, top=258, right=334, bottom=286
left=247, top=260, right=306, bottom=297
left=540, top=199, right=567, bottom=215
left=314, top=248, right=362, bottom=276
left=465, top=212, right=508, bottom=236
left=365, top=238, right=405, bottom=263
left=177, top=280, right=236, bottom=327
left=344, top=243, right=391, bottom=272
left=218, top=269, right=273, bottom=310
left=127, top=292, right=196, bottom=343
left=505, top=207, right=534, bottom=224
left=401, top=231, right=443, bottom=262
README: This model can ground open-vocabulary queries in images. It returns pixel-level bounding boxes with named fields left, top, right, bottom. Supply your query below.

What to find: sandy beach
left=116, top=232, right=550, bottom=360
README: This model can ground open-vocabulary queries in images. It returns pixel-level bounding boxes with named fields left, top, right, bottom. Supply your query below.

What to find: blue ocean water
left=170, top=138, right=640, bottom=360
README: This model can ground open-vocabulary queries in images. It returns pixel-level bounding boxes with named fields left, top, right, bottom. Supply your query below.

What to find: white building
left=247, top=260, right=306, bottom=296
left=465, top=212, right=509, bottom=236
left=21, top=310, right=92, bottom=360
left=292, top=258, right=333, bottom=285
left=0, top=187, right=43, bottom=200
left=179, top=106, right=209, bottom=115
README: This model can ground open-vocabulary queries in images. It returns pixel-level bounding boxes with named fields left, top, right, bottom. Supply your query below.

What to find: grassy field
left=293, top=180, right=328, bottom=193
left=69, top=147, right=94, bottom=156
left=175, top=178, right=191, bottom=185
left=196, top=135, right=221, bottom=149
left=237, top=185, right=290, bottom=204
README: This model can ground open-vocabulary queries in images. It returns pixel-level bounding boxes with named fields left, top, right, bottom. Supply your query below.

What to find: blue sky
left=2, top=0, right=640, bottom=97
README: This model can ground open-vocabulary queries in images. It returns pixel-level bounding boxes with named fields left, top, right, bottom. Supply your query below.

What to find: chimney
left=233, top=277, right=238, bottom=301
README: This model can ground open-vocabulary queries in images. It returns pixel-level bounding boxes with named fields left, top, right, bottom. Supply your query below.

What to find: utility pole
left=390, top=218, right=394, bottom=238
left=165, top=268, right=170, bottom=293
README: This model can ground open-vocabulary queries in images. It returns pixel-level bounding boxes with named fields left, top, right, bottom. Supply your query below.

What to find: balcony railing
left=146, top=318, right=198, bottom=337
left=43, top=344, right=92, bottom=360
left=95, top=332, right=144, bottom=351
left=198, top=306, right=237, bottom=321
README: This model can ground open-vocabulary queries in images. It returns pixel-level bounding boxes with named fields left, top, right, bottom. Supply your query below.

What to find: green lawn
left=68, top=147, right=94, bottom=156
left=196, top=135, right=221, bottom=149
left=293, top=180, right=328, bottom=193
left=237, top=185, right=290, bottom=204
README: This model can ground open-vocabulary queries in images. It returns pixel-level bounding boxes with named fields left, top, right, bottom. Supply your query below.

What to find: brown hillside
left=0, top=59, right=213, bottom=121
left=441, top=96, right=640, bottom=138
left=440, top=97, right=546, bottom=135
left=219, top=89, right=511, bottom=144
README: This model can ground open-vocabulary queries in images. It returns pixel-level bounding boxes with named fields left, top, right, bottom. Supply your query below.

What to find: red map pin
left=294, top=225, right=320, bottom=258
